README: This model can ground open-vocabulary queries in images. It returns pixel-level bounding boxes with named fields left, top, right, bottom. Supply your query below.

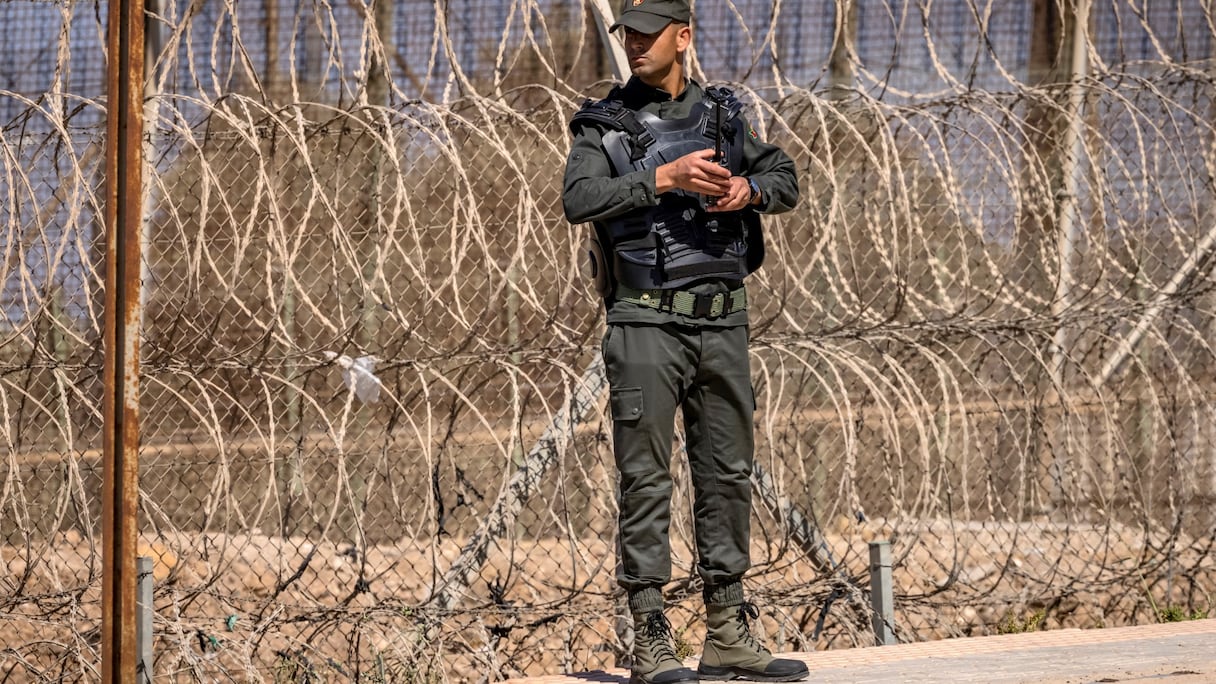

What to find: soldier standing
left=562, top=1, right=806, bottom=682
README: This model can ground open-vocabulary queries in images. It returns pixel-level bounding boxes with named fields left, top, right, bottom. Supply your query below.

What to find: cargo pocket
left=610, top=387, right=644, bottom=423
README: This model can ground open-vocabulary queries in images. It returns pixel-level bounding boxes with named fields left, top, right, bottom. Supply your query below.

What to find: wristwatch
left=747, top=177, right=761, bottom=204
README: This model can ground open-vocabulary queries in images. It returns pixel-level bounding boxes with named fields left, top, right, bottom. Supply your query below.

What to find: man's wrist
left=747, top=177, right=762, bottom=206
left=655, top=164, right=674, bottom=195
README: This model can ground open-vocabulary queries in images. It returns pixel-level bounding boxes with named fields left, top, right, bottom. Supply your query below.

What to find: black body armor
left=570, top=86, right=764, bottom=291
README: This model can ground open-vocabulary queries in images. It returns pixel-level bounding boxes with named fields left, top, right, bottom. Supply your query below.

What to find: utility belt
left=615, top=285, right=747, bottom=319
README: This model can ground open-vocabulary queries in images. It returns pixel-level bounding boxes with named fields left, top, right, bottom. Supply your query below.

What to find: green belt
left=616, top=285, right=748, bottom=319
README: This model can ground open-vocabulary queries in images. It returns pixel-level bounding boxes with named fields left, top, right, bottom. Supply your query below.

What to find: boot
left=698, top=602, right=808, bottom=682
left=629, top=610, right=700, bottom=684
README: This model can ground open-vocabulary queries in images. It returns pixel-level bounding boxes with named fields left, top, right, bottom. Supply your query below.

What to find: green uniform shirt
left=562, top=77, right=800, bottom=327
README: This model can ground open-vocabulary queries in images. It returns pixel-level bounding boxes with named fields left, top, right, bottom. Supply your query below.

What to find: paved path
left=505, top=619, right=1216, bottom=684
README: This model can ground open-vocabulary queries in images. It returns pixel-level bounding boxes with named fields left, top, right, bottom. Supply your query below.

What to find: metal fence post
left=102, top=0, right=145, bottom=680
left=137, top=556, right=154, bottom=682
left=869, top=540, right=896, bottom=645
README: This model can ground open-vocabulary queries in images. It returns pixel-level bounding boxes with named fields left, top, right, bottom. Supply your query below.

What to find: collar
left=622, top=76, right=701, bottom=105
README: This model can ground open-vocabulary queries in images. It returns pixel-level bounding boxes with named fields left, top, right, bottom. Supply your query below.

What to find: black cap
left=609, top=0, right=691, bottom=34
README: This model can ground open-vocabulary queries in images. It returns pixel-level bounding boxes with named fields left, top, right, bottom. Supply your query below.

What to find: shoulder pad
left=569, top=86, right=628, bottom=134
left=569, top=96, right=654, bottom=152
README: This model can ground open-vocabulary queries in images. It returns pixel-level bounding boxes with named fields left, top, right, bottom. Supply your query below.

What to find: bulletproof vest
left=570, top=86, right=763, bottom=290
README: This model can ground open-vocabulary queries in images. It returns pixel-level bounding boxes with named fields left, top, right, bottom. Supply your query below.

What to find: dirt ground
left=2, top=516, right=1213, bottom=682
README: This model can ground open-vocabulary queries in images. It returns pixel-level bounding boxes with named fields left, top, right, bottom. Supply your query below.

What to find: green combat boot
left=629, top=611, right=700, bottom=684
left=698, top=602, right=808, bottom=682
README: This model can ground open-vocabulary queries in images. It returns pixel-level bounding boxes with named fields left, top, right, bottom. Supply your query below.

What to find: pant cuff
left=629, top=587, right=665, bottom=614
left=703, top=581, right=744, bottom=607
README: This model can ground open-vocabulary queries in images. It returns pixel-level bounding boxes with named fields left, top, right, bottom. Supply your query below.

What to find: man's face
left=623, top=22, right=690, bottom=83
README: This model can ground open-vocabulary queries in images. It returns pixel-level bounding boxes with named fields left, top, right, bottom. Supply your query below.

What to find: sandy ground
left=3, top=517, right=1213, bottom=681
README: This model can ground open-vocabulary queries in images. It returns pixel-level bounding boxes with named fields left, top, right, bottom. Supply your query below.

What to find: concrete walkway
left=505, top=619, right=1216, bottom=684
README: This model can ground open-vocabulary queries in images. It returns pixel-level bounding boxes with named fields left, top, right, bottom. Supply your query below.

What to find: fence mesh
left=3, top=0, right=1216, bottom=681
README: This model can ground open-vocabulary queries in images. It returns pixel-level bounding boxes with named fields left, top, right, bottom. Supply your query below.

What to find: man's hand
left=656, top=149, right=732, bottom=196
left=706, top=176, right=756, bottom=212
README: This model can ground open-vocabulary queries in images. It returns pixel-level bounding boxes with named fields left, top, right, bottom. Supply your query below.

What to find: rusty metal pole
left=102, top=0, right=145, bottom=681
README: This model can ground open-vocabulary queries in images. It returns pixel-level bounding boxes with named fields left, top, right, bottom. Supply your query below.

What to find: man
left=562, top=1, right=805, bottom=682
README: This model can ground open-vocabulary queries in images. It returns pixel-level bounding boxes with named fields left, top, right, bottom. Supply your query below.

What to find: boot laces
left=641, top=611, right=680, bottom=663
left=736, top=602, right=771, bottom=654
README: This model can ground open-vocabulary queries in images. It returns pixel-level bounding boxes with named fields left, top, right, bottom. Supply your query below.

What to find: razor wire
left=2, top=0, right=1216, bottom=681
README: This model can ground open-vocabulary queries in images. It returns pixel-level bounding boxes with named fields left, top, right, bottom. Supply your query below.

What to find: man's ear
left=675, top=24, right=692, bottom=53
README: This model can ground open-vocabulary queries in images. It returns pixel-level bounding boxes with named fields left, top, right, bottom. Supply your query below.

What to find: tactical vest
left=570, top=86, right=763, bottom=291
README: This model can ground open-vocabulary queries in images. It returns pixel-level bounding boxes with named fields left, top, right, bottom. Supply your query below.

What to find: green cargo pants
left=601, top=322, right=754, bottom=592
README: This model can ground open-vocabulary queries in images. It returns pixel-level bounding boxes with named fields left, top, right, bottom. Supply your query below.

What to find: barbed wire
left=2, top=0, right=1216, bottom=681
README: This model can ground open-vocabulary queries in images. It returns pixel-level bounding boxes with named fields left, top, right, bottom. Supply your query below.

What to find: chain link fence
left=3, top=0, right=1216, bottom=681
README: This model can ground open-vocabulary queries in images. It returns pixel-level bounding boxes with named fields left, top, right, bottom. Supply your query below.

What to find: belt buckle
left=693, top=292, right=724, bottom=319
left=658, top=289, right=677, bottom=313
